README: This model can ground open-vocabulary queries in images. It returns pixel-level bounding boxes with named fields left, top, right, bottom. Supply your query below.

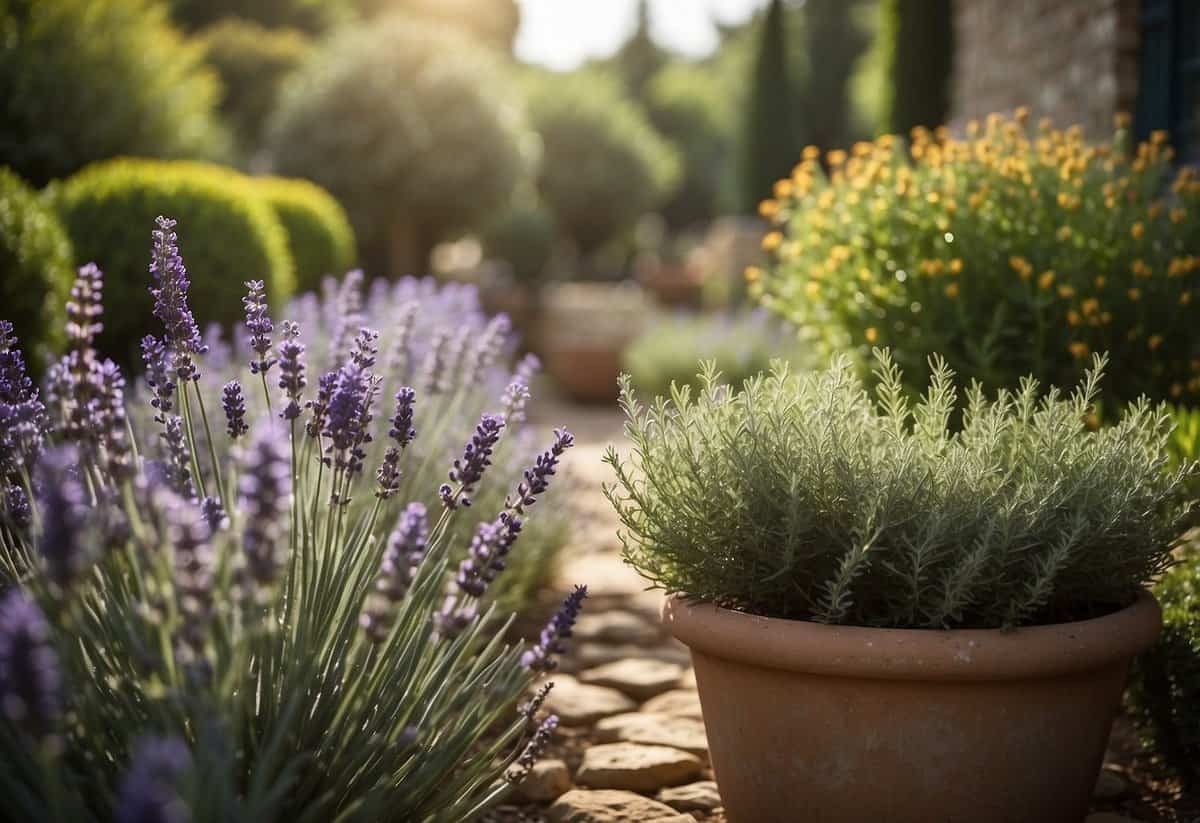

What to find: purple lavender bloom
left=463, top=314, right=512, bottom=382
left=158, top=490, right=216, bottom=668
left=361, top=502, right=428, bottom=641
left=0, top=589, right=60, bottom=740
left=0, top=322, right=46, bottom=476
left=321, top=364, right=376, bottom=483
left=116, top=735, right=192, bottom=823
left=508, top=429, right=575, bottom=514
left=64, top=263, right=104, bottom=353
left=149, top=217, right=207, bottom=365
left=375, top=447, right=402, bottom=499
left=519, top=681, right=554, bottom=723
left=305, top=371, right=337, bottom=439
left=510, top=715, right=559, bottom=780
left=440, top=413, right=505, bottom=509
left=520, top=585, right=587, bottom=672
left=389, top=387, right=416, bottom=448
left=328, top=270, right=364, bottom=365
left=417, top=329, right=451, bottom=396
left=200, top=496, right=227, bottom=533
left=221, top=381, right=248, bottom=439
left=513, top=353, right=541, bottom=387
left=455, top=512, right=522, bottom=598
left=276, top=321, right=307, bottom=421
left=161, top=416, right=195, bottom=500
left=383, top=302, right=419, bottom=383
left=238, top=424, right=290, bottom=586
left=243, top=280, right=276, bottom=376
left=4, top=484, right=31, bottom=531
left=500, top=380, right=531, bottom=427
left=35, top=447, right=93, bottom=589
left=349, top=327, right=379, bottom=370
left=93, top=358, right=134, bottom=481
left=432, top=594, right=478, bottom=640
left=141, top=336, right=176, bottom=423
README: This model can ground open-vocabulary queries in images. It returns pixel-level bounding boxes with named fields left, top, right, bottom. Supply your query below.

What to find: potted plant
left=541, top=281, right=648, bottom=403
left=604, top=352, right=1196, bottom=823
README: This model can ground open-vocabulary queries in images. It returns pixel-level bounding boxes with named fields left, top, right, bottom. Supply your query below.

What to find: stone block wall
left=950, top=0, right=1141, bottom=136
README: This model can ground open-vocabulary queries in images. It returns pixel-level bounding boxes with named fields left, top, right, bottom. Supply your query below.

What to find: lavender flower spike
left=439, top=413, right=505, bottom=509
left=0, top=589, right=61, bottom=741
left=243, top=280, right=276, bottom=376
left=36, top=446, right=93, bottom=590
left=508, top=715, right=559, bottom=781
left=239, top=424, right=291, bottom=587
left=141, top=335, right=176, bottom=423
left=455, top=512, right=522, bottom=598
left=64, top=262, right=104, bottom=352
left=361, top=502, right=429, bottom=641
left=509, top=429, right=574, bottom=514
left=222, top=380, right=249, bottom=439
left=521, top=585, right=588, bottom=672
left=149, top=216, right=207, bottom=361
left=389, top=387, right=417, bottom=448
left=116, top=735, right=192, bottom=823
left=0, top=321, right=46, bottom=477
left=322, top=363, right=377, bottom=484
left=276, top=320, right=307, bottom=421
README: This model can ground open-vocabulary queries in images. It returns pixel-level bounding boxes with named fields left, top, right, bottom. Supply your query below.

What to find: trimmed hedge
left=254, top=176, right=356, bottom=293
left=54, top=159, right=295, bottom=364
left=0, top=168, right=73, bottom=369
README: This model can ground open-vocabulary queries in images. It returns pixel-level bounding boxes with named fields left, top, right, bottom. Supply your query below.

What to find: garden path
left=490, top=399, right=1152, bottom=823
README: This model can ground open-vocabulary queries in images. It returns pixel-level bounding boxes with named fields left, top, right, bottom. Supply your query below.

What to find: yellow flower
left=802, top=145, right=820, bottom=161
left=1014, top=106, right=1030, bottom=125
left=1171, top=208, right=1187, bottom=224
left=758, top=199, right=779, bottom=219
left=827, top=149, right=847, bottom=167
left=762, top=231, right=783, bottom=252
left=805, top=281, right=821, bottom=298
left=1081, top=298, right=1100, bottom=316
left=1094, top=275, right=1106, bottom=288
left=865, top=327, right=879, bottom=344
left=944, top=283, right=960, bottom=298
left=1131, top=259, right=1152, bottom=278
left=1148, top=334, right=1164, bottom=351
left=1131, top=221, right=1144, bottom=240
left=773, top=179, right=794, bottom=199
left=858, top=267, right=872, bottom=282
left=1067, top=310, right=1081, bottom=326
left=1127, top=288, right=1141, bottom=301
left=1181, top=292, right=1192, bottom=306
left=1114, top=112, right=1132, bottom=129
left=1068, top=341, right=1090, bottom=359
left=1057, top=284, right=1075, bottom=299
left=1101, top=311, right=1113, bottom=325
left=744, top=265, right=761, bottom=283
left=949, top=258, right=963, bottom=275
left=1057, top=225, right=1072, bottom=242
left=1038, top=270, right=1056, bottom=290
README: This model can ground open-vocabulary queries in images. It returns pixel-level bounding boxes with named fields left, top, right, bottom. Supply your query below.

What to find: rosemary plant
left=605, top=352, right=1197, bottom=629
left=0, top=217, right=583, bottom=822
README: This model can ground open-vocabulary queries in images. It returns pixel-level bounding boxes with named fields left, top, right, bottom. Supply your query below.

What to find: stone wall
left=950, top=0, right=1141, bottom=136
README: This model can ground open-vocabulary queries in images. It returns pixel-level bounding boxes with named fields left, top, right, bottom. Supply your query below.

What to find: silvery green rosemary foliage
left=0, top=217, right=583, bottom=823
left=605, top=352, right=1198, bottom=629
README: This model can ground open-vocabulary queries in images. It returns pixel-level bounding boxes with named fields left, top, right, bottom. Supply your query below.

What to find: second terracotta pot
left=662, top=593, right=1161, bottom=823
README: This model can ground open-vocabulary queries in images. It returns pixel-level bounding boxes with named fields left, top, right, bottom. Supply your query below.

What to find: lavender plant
left=0, top=217, right=584, bottom=822
left=186, top=271, right=572, bottom=612
left=605, top=354, right=1198, bottom=629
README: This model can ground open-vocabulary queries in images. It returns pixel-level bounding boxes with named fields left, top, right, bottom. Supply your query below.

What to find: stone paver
left=574, top=642, right=691, bottom=671
left=641, top=689, right=704, bottom=720
left=575, top=743, right=704, bottom=792
left=594, top=712, right=709, bottom=757
left=574, top=610, right=662, bottom=645
left=548, top=789, right=695, bottom=822
left=578, top=659, right=686, bottom=700
left=514, top=758, right=573, bottom=803
left=656, top=781, right=723, bottom=813
left=545, top=674, right=637, bottom=726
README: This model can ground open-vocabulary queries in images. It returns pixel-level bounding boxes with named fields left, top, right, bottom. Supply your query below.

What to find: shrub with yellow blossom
left=752, top=109, right=1200, bottom=403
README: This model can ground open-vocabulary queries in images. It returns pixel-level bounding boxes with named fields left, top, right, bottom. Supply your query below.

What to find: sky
left=514, top=0, right=770, bottom=71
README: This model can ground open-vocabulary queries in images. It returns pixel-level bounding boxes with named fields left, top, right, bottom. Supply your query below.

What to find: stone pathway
left=488, top=401, right=1151, bottom=823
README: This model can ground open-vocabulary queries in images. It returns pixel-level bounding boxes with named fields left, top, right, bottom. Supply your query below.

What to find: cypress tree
left=883, top=0, right=954, bottom=135
left=740, top=0, right=800, bottom=212
left=803, top=0, right=871, bottom=151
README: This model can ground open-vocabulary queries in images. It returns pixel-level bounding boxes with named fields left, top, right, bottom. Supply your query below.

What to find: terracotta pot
left=662, top=592, right=1162, bottom=823
left=544, top=346, right=623, bottom=404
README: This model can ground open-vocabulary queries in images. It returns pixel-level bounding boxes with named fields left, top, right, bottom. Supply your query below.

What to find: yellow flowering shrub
left=753, top=110, right=1200, bottom=403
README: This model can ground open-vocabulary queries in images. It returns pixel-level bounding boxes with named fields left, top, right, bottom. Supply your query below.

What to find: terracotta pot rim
left=662, top=590, right=1161, bottom=681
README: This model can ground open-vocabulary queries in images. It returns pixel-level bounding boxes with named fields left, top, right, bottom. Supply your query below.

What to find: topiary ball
left=0, top=168, right=73, bottom=372
left=253, top=176, right=356, bottom=294
left=54, top=159, right=295, bottom=365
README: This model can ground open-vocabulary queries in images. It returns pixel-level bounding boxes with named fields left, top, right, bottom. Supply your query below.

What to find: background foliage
left=254, top=175, right=356, bottom=294
left=0, top=0, right=229, bottom=187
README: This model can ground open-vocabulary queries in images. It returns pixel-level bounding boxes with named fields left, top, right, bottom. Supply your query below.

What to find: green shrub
left=268, top=17, right=528, bottom=272
left=753, top=112, right=1200, bottom=406
left=197, top=19, right=312, bottom=159
left=622, top=310, right=804, bottom=398
left=526, top=70, right=680, bottom=256
left=0, top=0, right=228, bottom=187
left=1130, top=543, right=1200, bottom=788
left=169, top=0, right=342, bottom=33
left=644, top=63, right=736, bottom=228
left=55, top=159, right=295, bottom=363
left=480, top=196, right=557, bottom=288
left=254, top=176, right=355, bottom=293
left=606, top=351, right=1196, bottom=628
left=0, top=168, right=72, bottom=369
